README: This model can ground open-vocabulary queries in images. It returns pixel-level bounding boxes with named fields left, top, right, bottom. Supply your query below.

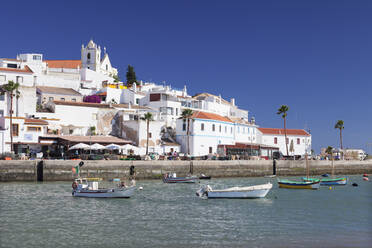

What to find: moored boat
left=278, top=179, right=320, bottom=189
left=72, top=178, right=136, bottom=198
left=163, top=173, right=198, bottom=183
left=196, top=183, right=272, bottom=198
left=302, top=177, right=347, bottom=185
left=199, top=174, right=211, bottom=180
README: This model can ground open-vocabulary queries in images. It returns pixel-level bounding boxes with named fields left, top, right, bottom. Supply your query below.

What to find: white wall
left=259, top=132, right=312, bottom=156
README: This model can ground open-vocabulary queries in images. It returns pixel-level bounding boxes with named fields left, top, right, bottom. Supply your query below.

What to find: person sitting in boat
left=120, top=181, right=127, bottom=188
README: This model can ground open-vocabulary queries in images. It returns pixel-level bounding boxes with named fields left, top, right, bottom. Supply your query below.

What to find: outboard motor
left=196, top=185, right=211, bottom=197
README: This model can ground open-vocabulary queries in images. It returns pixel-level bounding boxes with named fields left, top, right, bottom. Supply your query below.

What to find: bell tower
left=81, top=40, right=101, bottom=71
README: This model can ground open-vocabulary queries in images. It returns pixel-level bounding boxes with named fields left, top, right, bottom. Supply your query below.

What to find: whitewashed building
left=257, top=128, right=311, bottom=157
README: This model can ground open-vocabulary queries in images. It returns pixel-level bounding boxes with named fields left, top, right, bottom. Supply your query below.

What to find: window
left=286, top=138, right=289, bottom=144
left=182, top=120, right=186, bottom=131
left=33, top=55, right=41, bottom=60
left=16, top=76, right=23, bottom=83
left=7, top=63, right=17, bottom=68
left=149, top=133, right=152, bottom=138
left=60, top=98, right=65, bottom=101
left=106, top=64, right=108, bottom=70
left=238, top=127, right=240, bottom=133
left=219, top=125, right=221, bottom=132
left=231, top=127, right=233, bottom=133
left=33, top=76, right=37, bottom=85
left=274, top=137, right=277, bottom=144
left=0, top=92, right=4, bottom=101
left=297, top=138, right=300, bottom=145
left=176, top=108, right=178, bottom=116
left=150, top=93, right=161, bottom=101
left=201, top=123, right=204, bottom=131
left=0, top=75, right=5, bottom=82
left=212, top=124, right=215, bottom=132
left=136, top=98, right=139, bottom=104
left=209, top=147, right=213, bottom=154
left=12, top=124, right=19, bottom=137
left=72, top=98, right=76, bottom=102
left=49, top=97, right=54, bottom=102
left=87, top=53, right=91, bottom=59
left=0, top=110, right=3, bottom=117
left=27, top=126, right=41, bottom=132
left=225, top=126, right=227, bottom=133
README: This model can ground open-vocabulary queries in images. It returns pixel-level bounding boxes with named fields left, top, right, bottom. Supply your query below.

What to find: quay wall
left=0, top=160, right=372, bottom=182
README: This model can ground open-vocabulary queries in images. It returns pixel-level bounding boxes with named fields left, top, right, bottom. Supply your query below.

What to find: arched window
left=87, top=53, right=91, bottom=59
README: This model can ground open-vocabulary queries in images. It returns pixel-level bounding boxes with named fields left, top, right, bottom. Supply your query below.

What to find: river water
left=0, top=175, right=371, bottom=248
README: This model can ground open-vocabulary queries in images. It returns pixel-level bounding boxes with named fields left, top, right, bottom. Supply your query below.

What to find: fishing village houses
left=0, top=40, right=311, bottom=159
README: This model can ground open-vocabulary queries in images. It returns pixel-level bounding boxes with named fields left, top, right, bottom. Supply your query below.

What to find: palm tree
left=141, top=112, right=153, bottom=155
left=1, top=80, right=20, bottom=152
left=277, top=105, right=289, bottom=156
left=334, top=120, right=344, bottom=150
left=181, top=109, right=194, bottom=156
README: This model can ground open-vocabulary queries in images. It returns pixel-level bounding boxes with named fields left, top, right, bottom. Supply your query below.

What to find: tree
left=325, top=146, right=333, bottom=159
left=141, top=112, right=153, bottom=155
left=113, top=74, right=120, bottom=83
left=1, top=80, right=20, bottom=152
left=181, top=109, right=194, bottom=156
left=277, top=105, right=289, bottom=156
left=126, top=65, right=137, bottom=87
left=289, top=139, right=294, bottom=157
left=334, top=120, right=344, bottom=150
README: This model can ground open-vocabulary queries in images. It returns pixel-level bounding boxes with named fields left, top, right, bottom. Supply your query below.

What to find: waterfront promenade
left=1, top=159, right=371, bottom=181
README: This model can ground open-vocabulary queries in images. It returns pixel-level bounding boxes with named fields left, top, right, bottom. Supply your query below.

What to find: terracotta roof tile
left=57, top=135, right=132, bottom=144
left=54, top=101, right=111, bottom=108
left=24, top=118, right=48, bottom=125
left=191, top=111, right=232, bottom=123
left=0, top=65, right=33, bottom=74
left=258, top=128, right=310, bottom=136
left=37, top=86, right=81, bottom=96
left=45, top=60, right=81, bottom=69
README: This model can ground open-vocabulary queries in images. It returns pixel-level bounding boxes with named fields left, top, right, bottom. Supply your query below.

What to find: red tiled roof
left=24, top=118, right=48, bottom=125
left=53, top=101, right=111, bottom=108
left=191, top=111, right=232, bottom=123
left=258, top=128, right=310, bottom=136
left=96, top=92, right=107, bottom=96
left=0, top=65, right=33, bottom=74
left=45, top=60, right=81, bottom=69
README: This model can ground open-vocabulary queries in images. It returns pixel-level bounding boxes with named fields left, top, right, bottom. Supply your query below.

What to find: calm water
left=0, top=176, right=371, bottom=248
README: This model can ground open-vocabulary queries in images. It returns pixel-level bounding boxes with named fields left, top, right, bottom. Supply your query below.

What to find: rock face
left=97, top=109, right=116, bottom=135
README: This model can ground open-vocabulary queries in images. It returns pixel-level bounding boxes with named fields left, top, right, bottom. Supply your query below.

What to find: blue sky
left=1, top=0, right=371, bottom=153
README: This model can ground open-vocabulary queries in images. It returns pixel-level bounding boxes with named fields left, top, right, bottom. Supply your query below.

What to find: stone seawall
left=0, top=160, right=371, bottom=182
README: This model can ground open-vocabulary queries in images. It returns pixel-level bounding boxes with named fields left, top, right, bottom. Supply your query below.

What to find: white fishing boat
left=163, top=173, right=198, bottom=183
left=196, top=182, right=272, bottom=199
left=72, top=178, right=136, bottom=198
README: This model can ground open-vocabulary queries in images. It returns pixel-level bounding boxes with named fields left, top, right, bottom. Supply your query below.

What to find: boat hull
left=72, top=186, right=136, bottom=198
left=278, top=180, right=320, bottom=190
left=163, top=177, right=198, bottom=183
left=302, top=177, right=347, bottom=185
left=207, top=189, right=271, bottom=198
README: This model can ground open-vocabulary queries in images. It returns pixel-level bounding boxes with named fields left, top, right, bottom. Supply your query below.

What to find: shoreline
left=1, top=159, right=371, bottom=182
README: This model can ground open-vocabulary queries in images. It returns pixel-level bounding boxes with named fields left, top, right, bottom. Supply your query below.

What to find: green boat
left=302, top=177, right=347, bottom=185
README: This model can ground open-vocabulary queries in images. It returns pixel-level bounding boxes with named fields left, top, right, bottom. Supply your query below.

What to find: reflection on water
left=0, top=176, right=371, bottom=248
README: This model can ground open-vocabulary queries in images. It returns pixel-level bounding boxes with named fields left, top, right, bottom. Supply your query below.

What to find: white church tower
left=81, top=40, right=101, bottom=71
left=81, top=40, right=118, bottom=77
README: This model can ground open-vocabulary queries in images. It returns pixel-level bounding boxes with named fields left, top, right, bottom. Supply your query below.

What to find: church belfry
left=81, top=40, right=101, bottom=71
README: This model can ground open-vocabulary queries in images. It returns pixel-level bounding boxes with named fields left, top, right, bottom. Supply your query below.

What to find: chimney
left=133, top=82, right=137, bottom=92
left=231, top=98, right=235, bottom=106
